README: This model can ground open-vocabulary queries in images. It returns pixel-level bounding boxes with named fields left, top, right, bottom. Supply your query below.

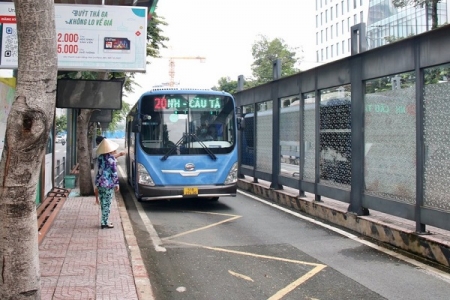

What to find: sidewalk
left=39, top=188, right=154, bottom=300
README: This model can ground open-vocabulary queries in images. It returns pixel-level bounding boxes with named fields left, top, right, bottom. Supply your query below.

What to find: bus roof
left=141, top=88, right=233, bottom=97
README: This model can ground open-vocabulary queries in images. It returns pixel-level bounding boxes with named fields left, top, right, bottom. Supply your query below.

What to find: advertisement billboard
left=0, top=4, right=147, bottom=72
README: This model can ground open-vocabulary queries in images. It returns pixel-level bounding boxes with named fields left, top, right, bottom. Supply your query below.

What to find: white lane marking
left=118, top=165, right=166, bottom=252
left=238, top=190, right=450, bottom=284
left=228, top=270, right=254, bottom=282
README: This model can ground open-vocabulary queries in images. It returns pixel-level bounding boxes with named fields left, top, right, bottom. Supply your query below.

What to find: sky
left=124, top=0, right=317, bottom=105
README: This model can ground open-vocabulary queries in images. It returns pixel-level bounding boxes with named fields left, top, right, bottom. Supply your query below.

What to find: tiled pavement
left=39, top=189, right=153, bottom=300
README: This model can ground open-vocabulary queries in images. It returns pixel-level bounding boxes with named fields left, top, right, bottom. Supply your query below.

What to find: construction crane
left=166, top=56, right=206, bottom=87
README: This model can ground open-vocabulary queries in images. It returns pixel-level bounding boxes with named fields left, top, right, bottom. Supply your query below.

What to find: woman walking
left=95, top=139, right=120, bottom=229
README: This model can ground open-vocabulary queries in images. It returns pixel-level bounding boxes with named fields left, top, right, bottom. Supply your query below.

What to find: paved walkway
left=39, top=189, right=154, bottom=300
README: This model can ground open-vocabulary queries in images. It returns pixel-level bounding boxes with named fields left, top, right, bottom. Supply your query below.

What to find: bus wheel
left=207, top=197, right=219, bottom=201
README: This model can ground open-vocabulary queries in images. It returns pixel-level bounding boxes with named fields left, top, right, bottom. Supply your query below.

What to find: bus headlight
left=224, top=162, right=238, bottom=184
left=137, top=163, right=155, bottom=186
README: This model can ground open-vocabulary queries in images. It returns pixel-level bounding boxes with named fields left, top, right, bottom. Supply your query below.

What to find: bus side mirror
left=132, top=119, right=141, bottom=133
left=237, top=117, right=245, bottom=131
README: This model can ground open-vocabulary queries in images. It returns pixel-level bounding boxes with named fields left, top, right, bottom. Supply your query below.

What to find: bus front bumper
left=137, top=183, right=237, bottom=201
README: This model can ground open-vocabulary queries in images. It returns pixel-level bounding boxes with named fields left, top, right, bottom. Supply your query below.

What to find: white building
left=315, top=0, right=449, bottom=65
left=55, top=108, right=66, bottom=118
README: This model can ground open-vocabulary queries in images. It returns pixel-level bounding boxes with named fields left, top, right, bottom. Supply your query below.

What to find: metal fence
left=54, top=157, right=66, bottom=188
left=235, top=23, right=450, bottom=232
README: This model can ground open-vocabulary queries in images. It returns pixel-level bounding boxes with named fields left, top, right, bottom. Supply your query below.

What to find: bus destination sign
left=154, top=96, right=223, bottom=111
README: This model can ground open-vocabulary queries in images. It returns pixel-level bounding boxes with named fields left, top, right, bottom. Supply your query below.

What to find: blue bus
left=125, top=88, right=241, bottom=201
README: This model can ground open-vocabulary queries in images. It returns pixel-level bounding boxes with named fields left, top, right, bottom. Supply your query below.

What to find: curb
left=115, top=190, right=155, bottom=300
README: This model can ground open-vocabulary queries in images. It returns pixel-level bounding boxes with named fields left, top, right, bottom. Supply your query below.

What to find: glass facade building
left=367, top=0, right=448, bottom=49
left=315, top=0, right=449, bottom=63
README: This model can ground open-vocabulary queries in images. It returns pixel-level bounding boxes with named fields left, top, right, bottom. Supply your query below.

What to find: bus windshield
left=139, top=93, right=236, bottom=156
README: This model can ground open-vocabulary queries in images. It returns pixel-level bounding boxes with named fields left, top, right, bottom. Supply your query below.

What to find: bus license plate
left=183, top=187, right=198, bottom=195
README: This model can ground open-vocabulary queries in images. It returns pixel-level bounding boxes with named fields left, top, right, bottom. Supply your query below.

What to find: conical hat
left=96, top=139, right=119, bottom=155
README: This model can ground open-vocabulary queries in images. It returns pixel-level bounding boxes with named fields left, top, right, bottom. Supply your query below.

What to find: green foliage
left=55, top=114, right=67, bottom=134
left=212, top=77, right=238, bottom=94
left=391, top=0, right=439, bottom=7
left=212, top=77, right=257, bottom=94
left=424, top=65, right=450, bottom=85
left=147, top=12, right=169, bottom=59
left=251, top=35, right=300, bottom=85
left=214, top=36, right=300, bottom=91
left=107, top=101, right=131, bottom=131
left=384, top=33, right=415, bottom=44
left=115, top=13, right=169, bottom=103
left=365, top=72, right=416, bottom=94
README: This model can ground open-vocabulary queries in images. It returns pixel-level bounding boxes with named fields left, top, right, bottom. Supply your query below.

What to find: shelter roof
left=0, top=0, right=158, bottom=13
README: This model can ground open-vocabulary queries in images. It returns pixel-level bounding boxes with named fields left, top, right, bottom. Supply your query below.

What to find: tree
left=0, top=0, right=57, bottom=298
left=392, top=0, right=441, bottom=29
left=251, top=35, right=301, bottom=85
left=76, top=12, right=168, bottom=196
left=146, top=12, right=169, bottom=58
left=212, top=76, right=256, bottom=94
left=212, top=77, right=239, bottom=94
left=55, top=114, right=67, bottom=134
left=107, top=101, right=131, bottom=132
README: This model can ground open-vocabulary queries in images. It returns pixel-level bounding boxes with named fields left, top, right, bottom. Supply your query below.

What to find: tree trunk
left=77, top=108, right=94, bottom=196
left=0, top=0, right=57, bottom=299
left=431, top=0, right=439, bottom=29
left=88, top=122, right=96, bottom=168
left=78, top=72, right=109, bottom=196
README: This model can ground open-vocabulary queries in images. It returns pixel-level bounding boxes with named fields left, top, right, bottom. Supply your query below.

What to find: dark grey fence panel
left=253, top=84, right=272, bottom=102
left=419, top=27, right=450, bottom=68
left=362, top=40, right=415, bottom=81
left=235, top=24, right=450, bottom=232
left=421, top=207, right=450, bottom=230
left=362, top=195, right=415, bottom=220
left=316, top=185, right=350, bottom=203
left=278, top=74, right=300, bottom=98
left=297, top=68, right=315, bottom=93
left=316, top=59, right=351, bottom=90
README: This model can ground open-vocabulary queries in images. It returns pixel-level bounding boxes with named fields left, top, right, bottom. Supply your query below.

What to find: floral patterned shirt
left=95, top=153, right=119, bottom=189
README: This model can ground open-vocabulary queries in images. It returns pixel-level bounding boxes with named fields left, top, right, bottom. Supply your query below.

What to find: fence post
left=350, top=23, right=367, bottom=55
left=62, top=157, right=66, bottom=187
left=237, top=75, right=245, bottom=92
left=348, top=23, right=369, bottom=215
left=273, top=59, right=281, bottom=80
left=270, top=61, right=282, bottom=190
left=56, top=159, right=60, bottom=187
left=414, top=41, right=426, bottom=233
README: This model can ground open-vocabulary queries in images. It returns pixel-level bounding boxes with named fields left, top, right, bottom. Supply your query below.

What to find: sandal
left=101, top=224, right=114, bottom=229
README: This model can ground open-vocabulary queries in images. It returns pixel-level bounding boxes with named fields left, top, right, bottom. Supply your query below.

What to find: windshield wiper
left=190, top=134, right=217, bottom=160
left=161, top=133, right=217, bottom=161
left=161, top=135, right=185, bottom=161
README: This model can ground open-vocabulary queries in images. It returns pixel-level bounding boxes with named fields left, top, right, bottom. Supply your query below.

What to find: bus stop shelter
left=0, top=0, right=158, bottom=202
